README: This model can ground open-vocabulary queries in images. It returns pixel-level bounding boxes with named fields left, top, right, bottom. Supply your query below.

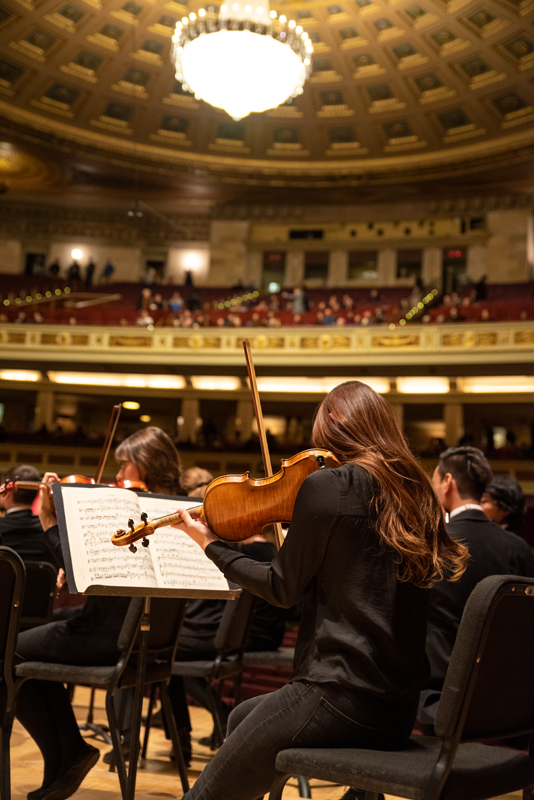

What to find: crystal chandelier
left=171, top=2, right=313, bottom=121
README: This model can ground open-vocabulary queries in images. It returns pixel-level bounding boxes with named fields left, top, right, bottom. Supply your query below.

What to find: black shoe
left=339, top=791, right=385, bottom=800
left=39, top=745, right=99, bottom=800
left=27, top=789, right=48, bottom=800
left=102, top=740, right=139, bottom=765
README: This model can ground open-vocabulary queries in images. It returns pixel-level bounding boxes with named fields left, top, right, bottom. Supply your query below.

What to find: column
left=246, top=251, right=263, bottom=289
left=444, top=404, right=464, bottom=447
left=34, top=391, right=55, bottom=432
left=466, top=245, right=487, bottom=283
left=180, top=399, right=200, bottom=444
left=236, top=400, right=254, bottom=443
left=208, top=221, right=250, bottom=286
left=378, top=248, right=396, bottom=285
left=328, top=250, right=348, bottom=286
left=285, top=251, right=304, bottom=286
left=390, top=403, right=404, bottom=434
left=422, top=247, right=442, bottom=290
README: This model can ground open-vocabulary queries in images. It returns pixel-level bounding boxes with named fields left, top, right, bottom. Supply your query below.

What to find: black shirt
left=0, top=508, right=59, bottom=567
left=426, top=508, right=534, bottom=690
left=206, top=463, right=430, bottom=718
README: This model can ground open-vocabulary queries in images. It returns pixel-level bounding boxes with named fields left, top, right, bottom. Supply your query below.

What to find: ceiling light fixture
left=171, top=3, right=312, bottom=120
left=457, top=376, right=534, bottom=393
left=48, top=372, right=186, bottom=389
left=0, top=369, right=42, bottom=382
left=396, top=377, right=450, bottom=394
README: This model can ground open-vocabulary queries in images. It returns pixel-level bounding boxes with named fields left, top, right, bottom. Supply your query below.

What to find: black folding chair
left=269, top=575, right=534, bottom=800
left=0, top=547, right=26, bottom=800
left=143, top=589, right=256, bottom=755
left=15, top=596, right=189, bottom=799
left=19, top=561, right=56, bottom=631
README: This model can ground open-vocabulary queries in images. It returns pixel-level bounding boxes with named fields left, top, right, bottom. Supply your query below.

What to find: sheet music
left=138, top=495, right=230, bottom=592
left=61, top=486, right=158, bottom=592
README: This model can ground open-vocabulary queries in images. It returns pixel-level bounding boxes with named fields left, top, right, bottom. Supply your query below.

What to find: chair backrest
left=214, top=590, right=257, bottom=656
left=435, top=574, right=534, bottom=743
left=19, top=561, right=56, bottom=630
left=121, top=597, right=188, bottom=666
left=0, top=547, right=26, bottom=715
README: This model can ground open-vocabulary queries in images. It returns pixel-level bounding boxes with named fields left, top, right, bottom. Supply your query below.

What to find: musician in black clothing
left=15, top=428, right=184, bottom=800
left=0, top=465, right=58, bottom=566
left=418, top=447, right=534, bottom=730
left=174, top=381, right=469, bottom=800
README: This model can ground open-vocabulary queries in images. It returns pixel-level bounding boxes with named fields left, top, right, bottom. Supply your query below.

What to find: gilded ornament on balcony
left=372, top=334, right=419, bottom=347
left=442, top=333, right=464, bottom=347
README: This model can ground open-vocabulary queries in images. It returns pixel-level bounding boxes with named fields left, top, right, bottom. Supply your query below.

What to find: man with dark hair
left=481, top=475, right=526, bottom=537
left=0, top=464, right=58, bottom=565
left=418, top=446, right=534, bottom=730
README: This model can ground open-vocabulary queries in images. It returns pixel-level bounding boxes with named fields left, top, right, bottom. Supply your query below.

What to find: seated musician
left=0, top=464, right=60, bottom=566
left=15, top=427, right=183, bottom=800
left=418, top=447, right=534, bottom=731
left=174, top=380, right=468, bottom=800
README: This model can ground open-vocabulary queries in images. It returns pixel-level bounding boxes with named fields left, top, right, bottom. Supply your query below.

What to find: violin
left=112, top=448, right=339, bottom=551
left=0, top=474, right=95, bottom=497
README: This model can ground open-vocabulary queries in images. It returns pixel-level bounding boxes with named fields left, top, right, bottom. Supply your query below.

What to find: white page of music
left=61, top=486, right=158, bottom=592
left=138, top=495, right=230, bottom=592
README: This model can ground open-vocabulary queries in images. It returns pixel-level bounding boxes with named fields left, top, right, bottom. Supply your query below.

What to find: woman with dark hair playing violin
left=174, top=380, right=469, bottom=800
left=14, top=426, right=183, bottom=800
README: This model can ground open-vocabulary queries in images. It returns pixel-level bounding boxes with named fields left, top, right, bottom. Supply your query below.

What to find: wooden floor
left=9, top=687, right=523, bottom=800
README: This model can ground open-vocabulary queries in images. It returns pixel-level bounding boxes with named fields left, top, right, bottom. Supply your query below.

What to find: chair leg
left=141, top=685, right=157, bottom=760
left=297, top=775, right=312, bottom=798
left=205, top=683, right=225, bottom=748
left=105, top=690, right=129, bottom=800
left=1, top=717, right=11, bottom=800
left=268, top=772, right=293, bottom=800
left=160, top=683, right=190, bottom=794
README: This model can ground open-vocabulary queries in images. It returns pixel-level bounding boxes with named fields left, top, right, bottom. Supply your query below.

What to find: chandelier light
left=171, top=3, right=313, bottom=120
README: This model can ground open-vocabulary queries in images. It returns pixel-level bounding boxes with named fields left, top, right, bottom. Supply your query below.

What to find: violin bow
left=243, top=339, right=285, bottom=550
left=94, top=404, right=122, bottom=484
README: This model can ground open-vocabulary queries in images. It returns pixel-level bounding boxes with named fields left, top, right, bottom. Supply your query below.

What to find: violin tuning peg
left=142, top=537, right=149, bottom=548
left=140, top=512, right=148, bottom=524
left=116, top=528, right=126, bottom=536
left=128, top=518, right=135, bottom=532
left=129, top=544, right=137, bottom=554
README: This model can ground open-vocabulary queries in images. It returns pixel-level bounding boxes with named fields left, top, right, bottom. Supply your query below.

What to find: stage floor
left=9, top=686, right=524, bottom=800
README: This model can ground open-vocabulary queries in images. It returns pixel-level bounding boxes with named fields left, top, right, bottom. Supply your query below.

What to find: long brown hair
left=115, top=427, right=182, bottom=495
left=312, top=381, right=468, bottom=589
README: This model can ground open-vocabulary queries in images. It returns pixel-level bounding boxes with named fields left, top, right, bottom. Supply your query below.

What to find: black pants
left=185, top=680, right=414, bottom=800
left=15, top=620, right=121, bottom=788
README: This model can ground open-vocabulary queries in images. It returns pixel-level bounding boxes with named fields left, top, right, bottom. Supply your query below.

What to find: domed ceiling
left=0, top=0, right=533, bottom=188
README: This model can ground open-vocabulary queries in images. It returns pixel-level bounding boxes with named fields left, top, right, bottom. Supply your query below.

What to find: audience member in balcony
left=48, top=259, right=60, bottom=277
left=282, top=286, right=308, bottom=314
left=481, top=476, right=526, bottom=537
left=84, top=260, right=95, bottom=289
left=342, top=294, right=354, bottom=312
left=291, top=313, right=302, bottom=326
left=446, top=307, right=465, bottom=323
left=67, top=261, right=81, bottom=284
left=101, top=259, right=115, bottom=284
left=136, top=309, right=154, bottom=326
left=450, top=292, right=461, bottom=306
left=422, top=314, right=431, bottom=324
left=169, top=291, right=184, bottom=312
left=335, top=317, right=346, bottom=327
left=247, top=312, right=262, bottom=328
left=119, top=318, right=129, bottom=326
left=368, top=288, right=381, bottom=302
left=32, top=311, right=44, bottom=324
left=187, top=291, right=202, bottom=312
left=480, top=308, right=492, bottom=322
left=263, top=311, right=281, bottom=327
left=475, top=275, right=487, bottom=301
left=149, top=292, right=165, bottom=310
left=315, top=311, right=324, bottom=325
left=375, top=308, right=385, bottom=325
left=328, top=294, right=339, bottom=310
left=321, top=308, right=337, bottom=326
left=137, top=287, right=152, bottom=310
left=254, top=299, right=269, bottom=312
left=268, top=294, right=280, bottom=312
left=68, top=317, right=77, bottom=326
left=14, top=311, right=27, bottom=324
left=496, top=430, right=519, bottom=460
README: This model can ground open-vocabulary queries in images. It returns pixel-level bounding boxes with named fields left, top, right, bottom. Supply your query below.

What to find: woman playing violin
left=175, top=380, right=469, bottom=800
left=115, top=426, right=182, bottom=494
